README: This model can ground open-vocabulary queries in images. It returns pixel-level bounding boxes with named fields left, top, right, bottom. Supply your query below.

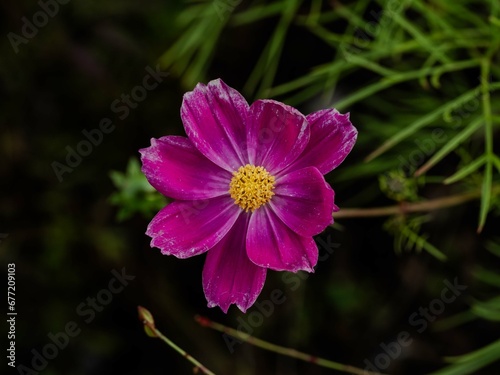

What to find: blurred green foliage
left=109, top=158, right=168, bottom=221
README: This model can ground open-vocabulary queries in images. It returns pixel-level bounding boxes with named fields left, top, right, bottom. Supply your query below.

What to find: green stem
left=138, top=306, right=215, bottom=375
left=477, top=47, right=497, bottom=232
left=195, top=316, right=385, bottom=375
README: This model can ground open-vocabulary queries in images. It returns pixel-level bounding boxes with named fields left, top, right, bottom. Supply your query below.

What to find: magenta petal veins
left=203, top=214, right=267, bottom=313
left=141, top=78, right=357, bottom=313
left=140, top=136, right=232, bottom=200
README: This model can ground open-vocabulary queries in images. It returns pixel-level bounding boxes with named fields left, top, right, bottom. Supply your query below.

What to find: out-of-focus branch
left=333, top=185, right=500, bottom=219
left=138, top=306, right=215, bottom=375
left=195, top=315, right=385, bottom=375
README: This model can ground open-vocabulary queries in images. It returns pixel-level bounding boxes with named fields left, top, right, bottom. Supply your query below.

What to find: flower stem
left=195, top=315, right=384, bottom=375
left=332, top=185, right=500, bottom=219
left=138, top=306, right=215, bottom=375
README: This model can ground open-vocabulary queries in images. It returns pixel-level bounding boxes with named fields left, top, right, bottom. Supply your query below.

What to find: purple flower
left=140, top=79, right=357, bottom=313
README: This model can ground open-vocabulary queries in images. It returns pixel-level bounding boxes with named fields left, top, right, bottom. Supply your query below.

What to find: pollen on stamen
left=229, top=164, right=275, bottom=212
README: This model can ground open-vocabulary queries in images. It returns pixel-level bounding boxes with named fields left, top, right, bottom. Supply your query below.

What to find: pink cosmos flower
left=140, top=79, right=357, bottom=313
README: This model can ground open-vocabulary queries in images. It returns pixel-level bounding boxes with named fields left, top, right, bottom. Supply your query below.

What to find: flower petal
left=146, top=196, right=240, bottom=258
left=247, top=100, right=309, bottom=174
left=181, top=79, right=249, bottom=171
left=247, top=206, right=318, bottom=272
left=140, top=136, right=232, bottom=200
left=285, top=109, right=357, bottom=175
left=203, top=214, right=266, bottom=313
left=270, top=167, right=335, bottom=237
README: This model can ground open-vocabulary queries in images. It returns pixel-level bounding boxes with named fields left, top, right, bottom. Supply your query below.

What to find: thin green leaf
left=230, top=2, right=285, bottom=26
left=430, top=339, right=500, bottom=375
left=333, top=2, right=370, bottom=29
left=337, top=59, right=480, bottom=112
left=478, top=56, right=496, bottom=232
left=444, top=155, right=487, bottom=184
left=365, top=80, right=500, bottom=161
left=472, top=267, right=500, bottom=288
left=391, top=11, right=451, bottom=64
left=485, top=239, right=500, bottom=258
left=433, top=310, right=477, bottom=332
left=244, top=0, right=301, bottom=96
left=365, top=84, right=480, bottom=161
left=400, top=225, right=447, bottom=261
left=492, top=155, right=500, bottom=174
left=415, top=117, right=483, bottom=176
left=478, top=160, right=493, bottom=233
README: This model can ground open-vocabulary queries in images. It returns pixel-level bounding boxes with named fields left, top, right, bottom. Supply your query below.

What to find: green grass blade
left=429, top=339, right=500, bottom=375
left=492, top=155, right=500, bottom=174
left=444, top=155, right=487, bottom=184
left=485, top=239, right=500, bottom=257
left=391, top=11, right=451, bottom=64
left=364, top=81, right=500, bottom=162
left=365, top=85, right=481, bottom=161
left=415, top=117, right=483, bottom=176
left=230, top=2, right=285, bottom=26
left=478, top=57, right=496, bottom=232
left=472, top=267, right=500, bottom=288
left=337, top=59, right=480, bottom=112
left=244, top=0, right=301, bottom=97
left=478, top=160, right=493, bottom=233
left=433, top=310, right=477, bottom=332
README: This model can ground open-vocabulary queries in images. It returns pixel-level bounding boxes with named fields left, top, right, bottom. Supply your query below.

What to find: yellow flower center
left=229, top=164, right=275, bottom=212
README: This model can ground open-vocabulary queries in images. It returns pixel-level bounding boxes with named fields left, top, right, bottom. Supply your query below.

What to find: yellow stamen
left=229, top=164, right=275, bottom=212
